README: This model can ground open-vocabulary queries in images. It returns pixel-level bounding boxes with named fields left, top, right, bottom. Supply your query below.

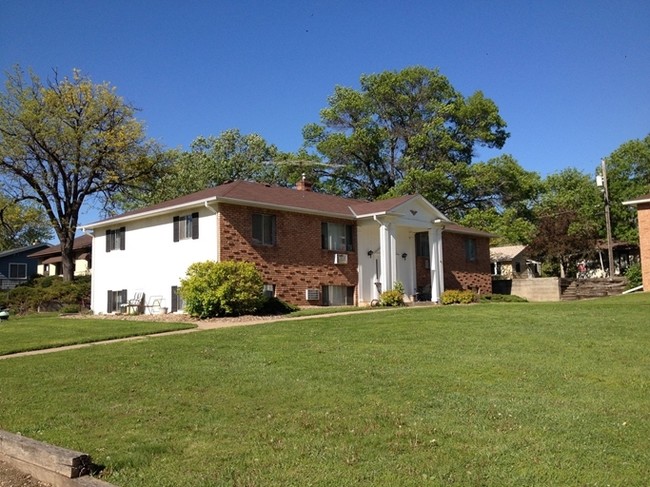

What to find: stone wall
left=493, top=277, right=627, bottom=301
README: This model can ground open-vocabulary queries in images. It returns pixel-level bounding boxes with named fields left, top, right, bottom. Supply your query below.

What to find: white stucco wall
left=89, top=206, right=219, bottom=313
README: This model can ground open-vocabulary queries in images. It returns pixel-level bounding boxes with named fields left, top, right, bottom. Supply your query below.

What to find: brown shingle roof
left=83, top=181, right=496, bottom=240
left=88, top=181, right=431, bottom=226
left=28, top=235, right=93, bottom=258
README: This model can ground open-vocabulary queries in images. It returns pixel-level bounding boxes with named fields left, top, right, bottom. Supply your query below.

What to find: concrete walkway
left=0, top=307, right=404, bottom=360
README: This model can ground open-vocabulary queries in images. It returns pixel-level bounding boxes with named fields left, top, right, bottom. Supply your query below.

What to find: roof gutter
left=82, top=197, right=220, bottom=229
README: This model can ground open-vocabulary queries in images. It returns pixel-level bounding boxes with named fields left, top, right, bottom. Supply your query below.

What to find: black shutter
left=106, top=230, right=112, bottom=252
left=119, top=227, right=126, bottom=250
left=347, top=286, right=355, bottom=305
left=321, top=222, right=328, bottom=249
left=171, top=286, right=178, bottom=313
left=346, top=225, right=354, bottom=251
left=173, top=216, right=180, bottom=242
left=121, top=290, right=127, bottom=309
left=191, top=212, right=199, bottom=239
left=107, top=290, right=113, bottom=313
left=252, top=214, right=261, bottom=243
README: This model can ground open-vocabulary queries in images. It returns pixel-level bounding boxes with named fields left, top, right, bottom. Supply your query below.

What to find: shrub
left=440, top=289, right=477, bottom=305
left=480, top=293, right=528, bottom=303
left=257, top=297, right=299, bottom=315
left=60, top=304, right=81, bottom=314
left=180, top=261, right=264, bottom=318
left=380, top=282, right=405, bottom=307
left=1, top=275, right=91, bottom=314
left=624, top=263, right=642, bottom=289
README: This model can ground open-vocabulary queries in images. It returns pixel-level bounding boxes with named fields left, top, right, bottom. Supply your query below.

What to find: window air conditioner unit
left=305, top=288, right=320, bottom=301
left=334, top=253, right=348, bottom=264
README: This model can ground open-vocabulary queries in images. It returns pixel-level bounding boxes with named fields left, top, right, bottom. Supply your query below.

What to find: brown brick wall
left=442, top=232, right=492, bottom=294
left=219, top=204, right=358, bottom=306
left=637, top=203, right=650, bottom=291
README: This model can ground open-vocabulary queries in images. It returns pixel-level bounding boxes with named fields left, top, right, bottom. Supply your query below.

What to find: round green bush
left=179, top=261, right=264, bottom=318
left=380, top=282, right=405, bottom=307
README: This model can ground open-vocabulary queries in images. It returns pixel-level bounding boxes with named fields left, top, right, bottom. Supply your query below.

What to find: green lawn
left=0, top=313, right=195, bottom=355
left=0, top=295, right=648, bottom=486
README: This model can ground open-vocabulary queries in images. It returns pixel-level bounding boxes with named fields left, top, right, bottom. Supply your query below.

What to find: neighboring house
left=623, top=194, right=650, bottom=290
left=594, top=240, right=639, bottom=276
left=82, top=180, right=493, bottom=313
left=490, top=245, right=540, bottom=279
left=28, top=235, right=93, bottom=277
left=0, top=243, right=49, bottom=290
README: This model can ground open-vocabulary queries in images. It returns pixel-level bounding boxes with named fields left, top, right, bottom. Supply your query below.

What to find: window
left=173, top=213, right=199, bottom=242
left=107, top=289, right=127, bottom=313
left=321, top=222, right=354, bottom=251
left=465, top=238, right=477, bottom=262
left=9, top=263, right=27, bottom=279
left=252, top=214, right=276, bottom=246
left=263, top=284, right=275, bottom=299
left=171, top=286, right=185, bottom=312
left=106, top=227, right=126, bottom=252
left=322, top=285, right=355, bottom=306
left=415, top=232, right=429, bottom=257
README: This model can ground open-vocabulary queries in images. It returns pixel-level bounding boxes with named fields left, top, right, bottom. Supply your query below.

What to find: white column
left=429, top=227, right=443, bottom=302
left=389, top=224, right=398, bottom=290
left=379, top=221, right=392, bottom=293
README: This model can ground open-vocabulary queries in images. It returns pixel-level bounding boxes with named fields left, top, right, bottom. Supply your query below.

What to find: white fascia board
left=622, top=197, right=650, bottom=206
left=351, top=198, right=450, bottom=222
left=82, top=197, right=219, bottom=230
left=82, top=195, right=356, bottom=231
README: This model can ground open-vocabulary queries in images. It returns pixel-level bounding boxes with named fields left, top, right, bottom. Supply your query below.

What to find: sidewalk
left=0, top=308, right=399, bottom=360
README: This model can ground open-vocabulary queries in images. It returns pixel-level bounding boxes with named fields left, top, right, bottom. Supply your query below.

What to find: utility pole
left=597, top=159, right=615, bottom=278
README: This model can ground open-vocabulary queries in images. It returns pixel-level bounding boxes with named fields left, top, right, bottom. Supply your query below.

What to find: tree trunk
left=60, top=234, right=76, bottom=281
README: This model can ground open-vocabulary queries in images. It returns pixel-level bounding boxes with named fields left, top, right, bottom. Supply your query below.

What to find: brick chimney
left=296, top=173, right=313, bottom=191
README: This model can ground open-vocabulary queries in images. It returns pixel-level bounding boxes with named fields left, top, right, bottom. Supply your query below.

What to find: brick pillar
left=638, top=203, right=650, bottom=291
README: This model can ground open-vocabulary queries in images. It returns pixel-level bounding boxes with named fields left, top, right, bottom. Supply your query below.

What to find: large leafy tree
left=120, top=129, right=298, bottom=209
left=603, top=134, right=650, bottom=243
left=0, top=195, right=52, bottom=250
left=303, top=66, right=509, bottom=199
left=0, top=67, right=160, bottom=280
left=528, top=168, right=602, bottom=277
left=385, top=154, right=541, bottom=221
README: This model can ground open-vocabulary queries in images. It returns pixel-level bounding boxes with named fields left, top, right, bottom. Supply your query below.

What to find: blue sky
left=2, top=1, right=649, bottom=193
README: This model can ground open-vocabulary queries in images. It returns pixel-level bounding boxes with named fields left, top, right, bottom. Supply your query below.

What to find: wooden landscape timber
left=0, top=429, right=115, bottom=487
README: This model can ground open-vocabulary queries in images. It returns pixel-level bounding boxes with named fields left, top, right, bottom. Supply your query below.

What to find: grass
left=0, top=295, right=649, bottom=486
left=0, top=313, right=195, bottom=355
left=287, top=305, right=371, bottom=317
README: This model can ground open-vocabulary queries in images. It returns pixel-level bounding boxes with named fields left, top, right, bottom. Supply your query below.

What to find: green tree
left=0, top=67, right=160, bottom=279
left=303, top=66, right=509, bottom=200
left=529, top=168, right=601, bottom=277
left=120, top=129, right=297, bottom=209
left=602, top=134, right=650, bottom=243
left=0, top=195, right=52, bottom=250
left=386, top=154, right=540, bottom=222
